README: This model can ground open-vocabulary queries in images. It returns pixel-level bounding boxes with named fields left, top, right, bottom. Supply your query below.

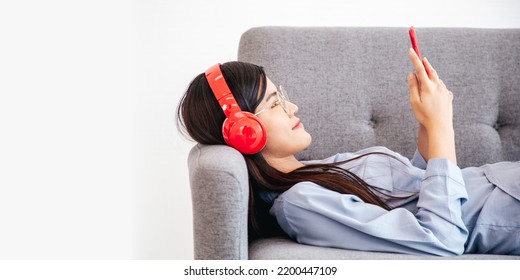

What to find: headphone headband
left=205, top=64, right=240, bottom=118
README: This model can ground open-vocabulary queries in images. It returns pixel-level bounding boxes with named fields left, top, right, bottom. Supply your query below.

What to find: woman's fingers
left=408, top=48, right=429, bottom=82
left=408, top=48, right=443, bottom=85
left=422, top=57, right=440, bottom=81
left=408, top=48, right=449, bottom=99
left=408, top=72, right=421, bottom=106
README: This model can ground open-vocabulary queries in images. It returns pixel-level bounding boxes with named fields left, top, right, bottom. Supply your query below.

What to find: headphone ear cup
left=222, top=112, right=267, bottom=154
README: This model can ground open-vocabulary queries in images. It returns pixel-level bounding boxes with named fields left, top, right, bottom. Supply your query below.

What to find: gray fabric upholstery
left=249, top=237, right=520, bottom=260
left=188, top=145, right=249, bottom=259
left=188, top=27, right=520, bottom=259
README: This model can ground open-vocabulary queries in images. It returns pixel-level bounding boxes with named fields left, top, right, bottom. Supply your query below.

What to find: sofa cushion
left=249, top=237, right=520, bottom=260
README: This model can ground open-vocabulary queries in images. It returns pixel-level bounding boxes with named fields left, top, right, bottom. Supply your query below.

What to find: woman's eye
left=271, top=101, right=280, bottom=109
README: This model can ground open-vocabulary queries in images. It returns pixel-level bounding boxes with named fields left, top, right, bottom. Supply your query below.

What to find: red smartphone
left=409, top=26, right=421, bottom=59
left=409, top=26, right=429, bottom=76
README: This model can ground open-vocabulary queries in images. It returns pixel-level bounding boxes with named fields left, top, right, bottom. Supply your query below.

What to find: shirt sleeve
left=270, top=158, right=469, bottom=256
left=411, top=149, right=427, bottom=170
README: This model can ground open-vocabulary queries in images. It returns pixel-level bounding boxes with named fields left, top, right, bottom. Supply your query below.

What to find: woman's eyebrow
left=265, top=91, right=277, bottom=102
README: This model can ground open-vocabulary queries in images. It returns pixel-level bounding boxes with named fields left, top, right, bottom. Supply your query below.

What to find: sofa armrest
left=188, top=144, right=249, bottom=259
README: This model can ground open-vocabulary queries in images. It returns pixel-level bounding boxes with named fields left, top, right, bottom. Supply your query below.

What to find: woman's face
left=254, top=78, right=312, bottom=158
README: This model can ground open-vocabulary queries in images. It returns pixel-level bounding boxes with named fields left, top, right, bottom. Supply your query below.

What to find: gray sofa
left=188, top=27, right=520, bottom=259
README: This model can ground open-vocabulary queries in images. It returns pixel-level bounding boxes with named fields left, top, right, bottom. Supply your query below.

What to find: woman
left=176, top=48, right=520, bottom=256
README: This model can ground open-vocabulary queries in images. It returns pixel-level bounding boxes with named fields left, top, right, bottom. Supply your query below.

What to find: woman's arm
left=417, top=124, right=429, bottom=162
left=408, top=48, right=457, bottom=165
left=272, top=163, right=469, bottom=256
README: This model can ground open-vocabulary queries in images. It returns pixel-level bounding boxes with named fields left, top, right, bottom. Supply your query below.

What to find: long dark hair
left=177, top=61, right=391, bottom=240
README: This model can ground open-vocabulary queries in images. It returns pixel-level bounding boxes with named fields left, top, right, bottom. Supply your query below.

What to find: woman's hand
left=408, top=48, right=453, bottom=132
left=407, top=48, right=457, bottom=165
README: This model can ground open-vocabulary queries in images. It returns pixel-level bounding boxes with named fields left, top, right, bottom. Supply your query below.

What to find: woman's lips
left=292, top=121, right=302, bottom=130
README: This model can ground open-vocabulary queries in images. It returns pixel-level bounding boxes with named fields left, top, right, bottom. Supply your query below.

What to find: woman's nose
left=288, top=101, right=298, bottom=116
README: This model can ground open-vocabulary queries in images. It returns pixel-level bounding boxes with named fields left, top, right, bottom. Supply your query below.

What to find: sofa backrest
left=238, top=27, right=520, bottom=168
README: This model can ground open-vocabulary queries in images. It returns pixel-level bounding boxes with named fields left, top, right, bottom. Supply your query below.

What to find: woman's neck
left=262, top=154, right=305, bottom=173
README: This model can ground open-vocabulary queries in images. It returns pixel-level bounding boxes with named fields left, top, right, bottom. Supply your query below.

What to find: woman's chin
left=300, top=134, right=312, bottom=151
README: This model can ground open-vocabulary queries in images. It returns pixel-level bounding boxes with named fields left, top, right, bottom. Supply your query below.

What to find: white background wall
left=1, top=0, right=519, bottom=260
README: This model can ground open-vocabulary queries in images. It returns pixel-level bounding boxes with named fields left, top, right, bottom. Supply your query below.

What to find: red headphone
left=205, top=63, right=267, bottom=154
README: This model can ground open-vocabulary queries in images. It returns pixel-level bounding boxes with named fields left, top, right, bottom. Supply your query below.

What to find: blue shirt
left=262, top=146, right=520, bottom=256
